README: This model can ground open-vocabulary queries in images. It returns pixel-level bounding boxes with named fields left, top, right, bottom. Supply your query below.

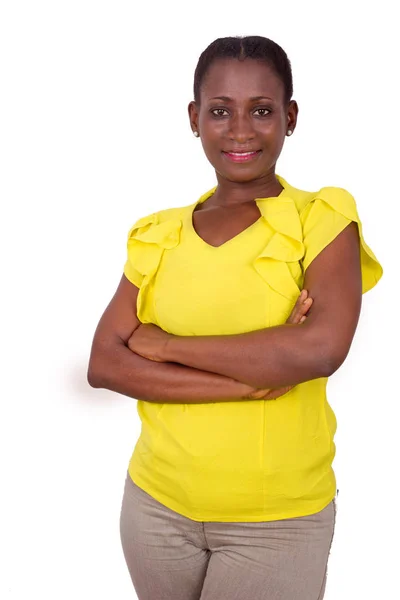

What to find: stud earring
left=193, top=131, right=199, bottom=137
left=287, top=129, right=293, bottom=136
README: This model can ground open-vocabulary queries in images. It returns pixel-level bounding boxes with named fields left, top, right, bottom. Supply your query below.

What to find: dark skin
left=191, top=59, right=298, bottom=203
left=186, top=59, right=299, bottom=247
left=88, top=276, right=312, bottom=403
left=88, top=58, right=362, bottom=402
left=127, top=58, right=362, bottom=389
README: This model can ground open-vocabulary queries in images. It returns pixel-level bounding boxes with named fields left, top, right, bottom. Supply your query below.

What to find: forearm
left=164, top=322, right=332, bottom=388
left=88, top=339, right=256, bottom=404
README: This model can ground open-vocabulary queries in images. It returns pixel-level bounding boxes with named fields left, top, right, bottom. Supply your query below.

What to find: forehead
left=200, top=58, right=285, bottom=103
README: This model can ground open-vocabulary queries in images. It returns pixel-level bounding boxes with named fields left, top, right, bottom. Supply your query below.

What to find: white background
left=1, top=1, right=398, bottom=598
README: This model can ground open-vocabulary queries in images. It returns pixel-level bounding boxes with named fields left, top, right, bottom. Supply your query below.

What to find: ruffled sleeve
left=300, top=187, right=383, bottom=294
left=253, top=196, right=305, bottom=303
left=123, top=211, right=182, bottom=322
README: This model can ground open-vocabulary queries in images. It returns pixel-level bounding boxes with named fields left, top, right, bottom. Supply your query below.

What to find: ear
left=188, top=101, right=199, bottom=134
left=287, top=99, right=299, bottom=133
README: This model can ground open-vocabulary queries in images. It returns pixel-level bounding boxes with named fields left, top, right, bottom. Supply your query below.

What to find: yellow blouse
left=123, top=175, right=383, bottom=522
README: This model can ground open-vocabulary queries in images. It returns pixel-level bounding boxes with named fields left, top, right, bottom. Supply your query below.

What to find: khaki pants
left=120, top=472, right=337, bottom=600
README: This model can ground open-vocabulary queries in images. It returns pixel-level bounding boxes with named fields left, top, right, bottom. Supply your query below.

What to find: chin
left=216, top=167, right=265, bottom=183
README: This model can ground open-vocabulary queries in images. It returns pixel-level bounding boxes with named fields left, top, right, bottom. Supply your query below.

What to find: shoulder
left=283, top=179, right=361, bottom=229
left=127, top=205, right=185, bottom=230
left=296, top=185, right=359, bottom=223
left=284, top=179, right=357, bottom=218
left=126, top=200, right=195, bottom=238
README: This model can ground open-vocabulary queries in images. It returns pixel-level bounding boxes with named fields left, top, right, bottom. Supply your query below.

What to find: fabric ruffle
left=125, top=184, right=382, bottom=324
left=253, top=185, right=383, bottom=304
left=302, top=187, right=383, bottom=294
left=253, top=196, right=305, bottom=302
left=125, top=212, right=182, bottom=322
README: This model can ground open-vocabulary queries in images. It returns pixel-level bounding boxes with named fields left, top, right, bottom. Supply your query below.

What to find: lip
left=222, top=150, right=262, bottom=163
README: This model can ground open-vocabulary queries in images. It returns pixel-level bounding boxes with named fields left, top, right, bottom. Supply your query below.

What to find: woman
left=88, top=36, right=383, bottom=600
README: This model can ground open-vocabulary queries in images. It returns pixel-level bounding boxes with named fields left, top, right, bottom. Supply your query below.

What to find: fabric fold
left=253, top=196, right=305, bottom=302
left=303, top=187, right=383, bottom=293
left=126, top=213, right=182, bottom=321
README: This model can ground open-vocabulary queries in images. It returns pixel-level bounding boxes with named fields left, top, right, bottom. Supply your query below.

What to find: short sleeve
left=123, top=257, right=143, bottom=288
left=122, top=209, right=182, bottom=301
left=300, top=187, right=383, bottom=294
left=123, top=212, right=159, bottom=288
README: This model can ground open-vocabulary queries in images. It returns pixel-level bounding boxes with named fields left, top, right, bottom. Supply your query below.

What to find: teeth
left=230, top=151, right=256, bottom=156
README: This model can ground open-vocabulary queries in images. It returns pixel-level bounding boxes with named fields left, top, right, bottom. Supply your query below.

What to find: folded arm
left=154, top=222, right=363, bottom=388
left=87, top=275, right=260, bottom=404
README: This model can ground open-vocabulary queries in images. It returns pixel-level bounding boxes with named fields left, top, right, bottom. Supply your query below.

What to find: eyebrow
left=209, top=96, right=274, bottom=102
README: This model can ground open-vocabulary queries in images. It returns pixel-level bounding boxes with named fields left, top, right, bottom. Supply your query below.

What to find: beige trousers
left=120, top=472, right=337, bottom=600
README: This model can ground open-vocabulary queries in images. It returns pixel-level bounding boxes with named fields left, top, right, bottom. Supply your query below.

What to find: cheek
left=201, top=145, right=222, bottom=170
left=199, top=113, right=226, bottom=137
left=199, top=133, right=222, bottom=160
left=260, top=120, right=286, bottom=150
left=200, top=121, right=222, bottom=143
left=260, top=117, right=285, bottom=137
left=272, top=134, right=286, bottom=156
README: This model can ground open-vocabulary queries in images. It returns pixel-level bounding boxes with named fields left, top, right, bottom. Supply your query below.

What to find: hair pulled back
left=193, top=36, right=293, bottom=106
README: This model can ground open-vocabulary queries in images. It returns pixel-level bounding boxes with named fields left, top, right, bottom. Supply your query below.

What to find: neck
left=210, top=171, right=284, bottom=207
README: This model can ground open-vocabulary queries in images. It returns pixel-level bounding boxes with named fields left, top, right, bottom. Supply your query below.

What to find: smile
left=222, top=150, right=262, bottom=163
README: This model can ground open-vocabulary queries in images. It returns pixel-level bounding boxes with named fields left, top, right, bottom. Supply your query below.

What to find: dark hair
left=193, top=36, right=293, bottom=106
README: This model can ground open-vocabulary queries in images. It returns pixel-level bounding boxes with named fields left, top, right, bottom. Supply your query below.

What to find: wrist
left=235, top=381, right=260, bottom=399
left=163, top=333, right=176, bottom=362
left=244, top=386, right=270, bottom=399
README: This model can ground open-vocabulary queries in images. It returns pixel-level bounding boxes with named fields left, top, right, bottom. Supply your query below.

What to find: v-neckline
left=187, top=176, right=288, bottom=250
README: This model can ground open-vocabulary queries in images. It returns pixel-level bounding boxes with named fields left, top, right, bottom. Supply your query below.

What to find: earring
left=193, top=131, right=199, bottom=137
left=287, top=129, right=293, bottom=136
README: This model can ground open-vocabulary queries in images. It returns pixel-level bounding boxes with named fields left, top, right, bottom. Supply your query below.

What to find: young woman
left=88, top=36, right=383, bottom=600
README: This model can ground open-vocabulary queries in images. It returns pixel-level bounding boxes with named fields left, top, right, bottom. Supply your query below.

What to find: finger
left=297, top=289, right=307, bottom=304
left=248, top=387, right=272, bottom=399
left=293, top=300, right=313, bottom=324
left=288, top=289, right=307, bottom=315
left=264, top=385, right=294, bottom=400
left=294, top=290, right=309, bottom=312
left=287, top=296, right=313, bottom=324
left=298, top=296, right=313, bottom=315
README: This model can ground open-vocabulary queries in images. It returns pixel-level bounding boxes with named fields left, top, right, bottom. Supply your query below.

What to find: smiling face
left=188, top=58, right=298, bottom=185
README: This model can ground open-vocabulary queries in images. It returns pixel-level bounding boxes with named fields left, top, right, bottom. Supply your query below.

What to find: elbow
left=319, top=357, right=338, bottom=378
left=303, top=324, right=350, bottom=378
left=87, top=365, right=101, bottom=388
left=319, top=346, right=349, bottom=377
left=87, top=358, right=107, bottom=389
left=87, top=368, right=99, bottom=388
left=295, top=316, right=357, bottom=379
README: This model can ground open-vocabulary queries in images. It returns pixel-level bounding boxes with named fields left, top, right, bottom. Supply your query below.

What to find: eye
left=253, top=108, right=271, bottom=117
left=211, top=108, right=229, bottom=117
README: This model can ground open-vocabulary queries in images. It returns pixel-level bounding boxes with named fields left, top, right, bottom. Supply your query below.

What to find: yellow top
left=123, top=175, right=383, bottom=522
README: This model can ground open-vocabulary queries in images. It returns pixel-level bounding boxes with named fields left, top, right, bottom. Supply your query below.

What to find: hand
left=247, top=289, right=313, bottom=400
left=285, top=288, right=313, bottom=325
left=127, top=323, right=171, bottom=362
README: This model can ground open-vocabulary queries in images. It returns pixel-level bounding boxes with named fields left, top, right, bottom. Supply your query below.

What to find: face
left=188, top=58, right=298, bottom=184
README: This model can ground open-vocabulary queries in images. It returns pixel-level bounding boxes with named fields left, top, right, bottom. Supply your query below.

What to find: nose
left=227, top=111, right=256, bottom=143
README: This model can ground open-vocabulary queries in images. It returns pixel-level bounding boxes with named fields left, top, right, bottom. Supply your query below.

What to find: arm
left=143, top=222, right=362, bottom=388
left=87, top=274, right=259, bottom=404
